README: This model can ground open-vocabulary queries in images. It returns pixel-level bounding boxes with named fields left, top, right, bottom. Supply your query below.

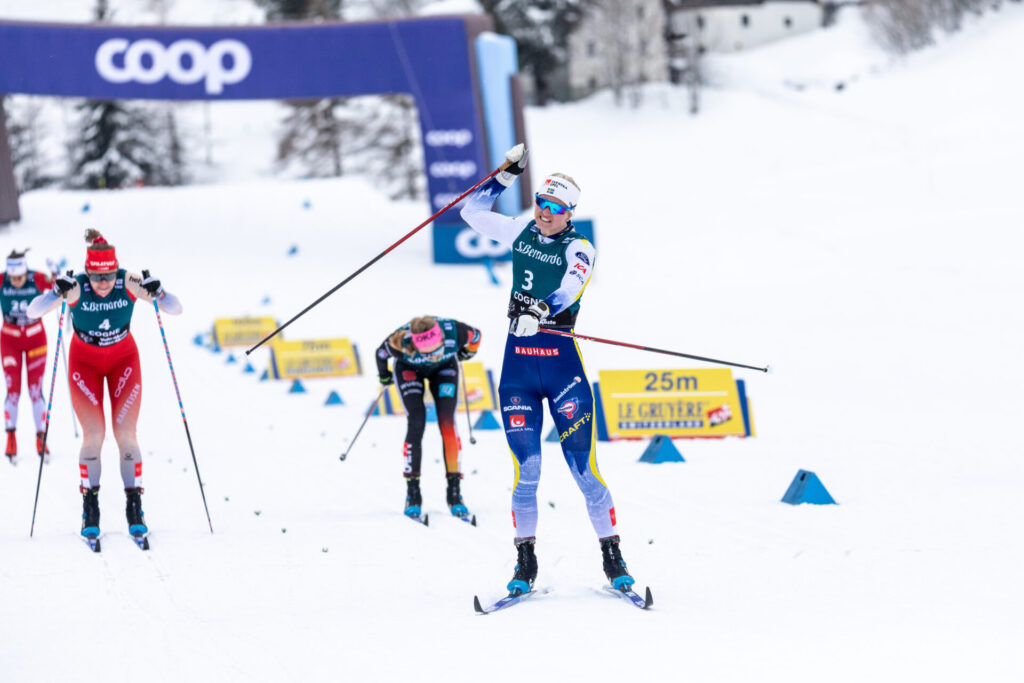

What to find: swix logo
left=509, top=414, right=526, bottom=428
left=557, top=398, right=579, bottom=420
left=455, top=228, right=508, bottom=258
left=95, top=38, right=252, bottom=95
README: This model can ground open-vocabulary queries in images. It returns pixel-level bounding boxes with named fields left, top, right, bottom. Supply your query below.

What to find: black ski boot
left=125, top=487, right=147, bottom=535
left=506, top=537, right=538, bottom=596
left=445, top=473, right=469, bottom=517
left=600, top=535, right=635, bottom=590
left=404, top=476, right=423, bottom=517
left=81, top=486, right=100, bottom=538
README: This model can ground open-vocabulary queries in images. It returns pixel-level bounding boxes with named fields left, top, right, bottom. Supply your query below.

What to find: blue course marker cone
left=302, top=199, right=312, bottom=210
left=638, top=435, right=684, bottom=463
left=545, top=426, right=560, bottom=443
left=261, top=296, right=271, bottom=306
left=473, top=411, right=501, bottom=430
left=211, top=340, right=221, bottom=353
left=781, top=470, right=837, bottom=505
left=425, top=404, right=438, bottom=423
left=81, top=203, right=90, bottom=213
left=325, top=390, right=344, bottom=406
left=193, top=334, right=204, bottom=347
left=289, top=379, right=306, bottom=394
left=226, top=353, right=237, bottom=364
left=370, top=403, right=382, bottom=416
left=259, top=369, right=269, bottom=381
left=287, top=244, right=299, bottom=256
left=243, top=362, right=255, bottom=374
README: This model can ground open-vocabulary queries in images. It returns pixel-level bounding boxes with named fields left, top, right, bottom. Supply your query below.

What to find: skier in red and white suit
left=29, top=229, right=182, bottom=539
left=0, top=249, right=56, bottom=463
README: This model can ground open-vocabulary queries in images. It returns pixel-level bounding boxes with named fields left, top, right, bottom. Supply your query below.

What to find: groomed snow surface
left=1, top=8, right=1022, bottom=682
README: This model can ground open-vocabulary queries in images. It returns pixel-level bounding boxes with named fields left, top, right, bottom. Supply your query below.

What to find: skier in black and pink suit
left=0, top=249, right=57, bottom=464
left=29, top=229, right=182, bottom=542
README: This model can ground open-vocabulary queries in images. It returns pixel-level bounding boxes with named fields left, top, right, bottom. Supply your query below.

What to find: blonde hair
left=388, top=316, right=438, bottom=354
left=550, top=172, right=580, bottom=192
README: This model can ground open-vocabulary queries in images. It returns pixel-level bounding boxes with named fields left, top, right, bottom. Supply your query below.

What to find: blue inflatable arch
left=0, top=16, right=530, bottom=261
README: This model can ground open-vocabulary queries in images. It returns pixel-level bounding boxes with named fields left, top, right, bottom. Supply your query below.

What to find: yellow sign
left=268, top=338, right=362, bottom=379
left=383, top=362, right=497, bottom=415
left=212, top=317, right=279, bottom=348
left=597, top=368, right=753, bottom=439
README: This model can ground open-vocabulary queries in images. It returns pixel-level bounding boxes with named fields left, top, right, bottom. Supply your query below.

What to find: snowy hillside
left=2, top=7, right=1023, bottom=683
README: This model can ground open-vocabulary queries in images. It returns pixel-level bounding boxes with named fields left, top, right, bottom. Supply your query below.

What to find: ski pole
left=339, top=388, right=385, bottom=461
left=246, top=163, right=510, bottom=355
left=30, top=287, right=69, bottom=537
left=60, top=315, right=79, bottom=438
left=144, top=271, right=213, bottom=533
left=459, top=361, right=476, bottom=445
left=539, top=329, right=771, bottom=373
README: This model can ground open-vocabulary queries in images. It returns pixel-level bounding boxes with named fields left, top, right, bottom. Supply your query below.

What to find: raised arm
left=459, top=144, right=532, bottom=247
left=27, top=272, right=79, bottom=318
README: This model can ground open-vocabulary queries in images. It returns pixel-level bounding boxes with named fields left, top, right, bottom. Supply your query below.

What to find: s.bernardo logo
left=95, top=38, right=252, bottom=94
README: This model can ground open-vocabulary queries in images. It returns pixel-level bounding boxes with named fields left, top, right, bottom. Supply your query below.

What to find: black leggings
left=394, top=357, right=460, bottom=479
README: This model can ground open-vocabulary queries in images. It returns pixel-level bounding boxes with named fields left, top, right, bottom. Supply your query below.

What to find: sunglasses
left=534, top=194, right=570, bottom=215
left=88, top=272, right=117, bottom=283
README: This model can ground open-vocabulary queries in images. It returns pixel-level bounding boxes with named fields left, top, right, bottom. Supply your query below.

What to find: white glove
left=512, top=301, right=549, bottom=337
left=497, top=143, right=529, bottom=187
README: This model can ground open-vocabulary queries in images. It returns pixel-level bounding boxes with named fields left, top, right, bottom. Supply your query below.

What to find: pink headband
left=411, top=323, right=443, bottom=352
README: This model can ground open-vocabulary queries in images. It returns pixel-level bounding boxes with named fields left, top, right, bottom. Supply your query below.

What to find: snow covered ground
left=2, top=7, right=1023, bottom=683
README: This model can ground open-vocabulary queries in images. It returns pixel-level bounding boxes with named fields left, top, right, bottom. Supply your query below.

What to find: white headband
left=536, top=175, right=580, bottom=210
left=5, top=257, right=27, bottom=276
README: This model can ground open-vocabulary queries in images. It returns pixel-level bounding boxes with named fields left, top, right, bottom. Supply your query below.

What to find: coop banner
left=382, top=362, right=496, bottom=415
left=596, top=368, right=753, bottom=439
left=212, top=317, right=278, bottom=348
left=268, top=338, right=361, bottom=380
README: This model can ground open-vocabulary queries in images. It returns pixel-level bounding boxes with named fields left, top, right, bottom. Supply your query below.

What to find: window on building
left=741, top=14, right=750, bottom=28
left=784, top=16, right=793, bottom=28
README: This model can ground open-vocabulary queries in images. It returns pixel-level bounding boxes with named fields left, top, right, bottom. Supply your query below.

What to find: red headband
left=86, top=238, right=118, bottom=272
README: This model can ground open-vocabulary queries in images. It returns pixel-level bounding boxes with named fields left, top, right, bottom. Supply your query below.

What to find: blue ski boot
left=404, top=476, right=423, bottom=518
left=446, top=473, right=469, bottom=518
left=81, top=486, right=100, bottom=538
left=125, top=487, right=147, bottom=536
left=600, top=535, right=635, bottom=591
left=506, top=537, right=537, bottom=596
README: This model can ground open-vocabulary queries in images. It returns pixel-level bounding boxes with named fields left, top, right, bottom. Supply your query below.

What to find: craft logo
left=514, top=346, right=559, bottom=357
left=95, top=38, right=252, bottom=95
left=557, top=398, right=579, bottom=420
left=509, top=414, right=526, bottom=428
left=708, top=404, right=733, bottom=427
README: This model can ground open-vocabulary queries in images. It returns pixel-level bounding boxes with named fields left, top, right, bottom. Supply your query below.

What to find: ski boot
left=404, top=476, right=423, bottom=518
left=36, top=432, right=50, bottom=461
left=125, top=487, right=148, bottom=536
left=600, top=535, right=635, bottom=591
left=81, top=486, right=101, bottom=539
left=5, top=429, right=16, bottom=464
left=445, top=472, right=469, bottom=518
left=506, top=537, right=538, bottom=596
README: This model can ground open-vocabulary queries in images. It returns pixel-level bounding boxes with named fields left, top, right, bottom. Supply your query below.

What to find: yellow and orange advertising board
left=268, top=338, right=361, bottom=379
left=382, top=361, right=497, bottom=415
left=596, top=368, right=753, bottom=440
left=212, top=317, right=279, bottom=348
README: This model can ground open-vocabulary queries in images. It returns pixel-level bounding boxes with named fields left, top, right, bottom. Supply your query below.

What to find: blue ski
left=405, top=512, right=429, bottom=526
left=603, top=585, right=653, bottom=610
left=473, top=588, right=547, bottom=615
left=132, top=532, right=150, bottom=550
left=82, top=533, right=101, bottom=553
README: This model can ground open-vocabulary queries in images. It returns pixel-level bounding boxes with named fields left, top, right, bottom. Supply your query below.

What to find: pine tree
left=3, top=96, right=51, bottom=192
left=67, top=99, right=171, bottom=189
left=478, top=0, right=595, bottom=104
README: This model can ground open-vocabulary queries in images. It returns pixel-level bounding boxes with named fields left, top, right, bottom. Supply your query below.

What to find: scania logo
left=455, top=228, right=510, bottom=258
left=95, top=38, right=252, bottom=95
